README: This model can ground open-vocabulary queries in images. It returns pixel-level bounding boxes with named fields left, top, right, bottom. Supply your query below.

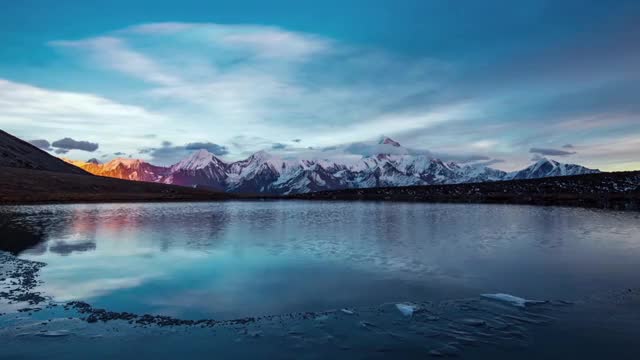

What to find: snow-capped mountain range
left=65, top=137, right=599, bottom=194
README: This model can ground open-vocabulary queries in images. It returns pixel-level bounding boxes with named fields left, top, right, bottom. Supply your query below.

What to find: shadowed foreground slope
left=290, top=171, right=640, bottom=210
left=0, top=130, right=89, bottom=175
left=0, top=166, right=235, bottom=204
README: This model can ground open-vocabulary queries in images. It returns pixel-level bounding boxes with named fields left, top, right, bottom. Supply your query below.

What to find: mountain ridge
left=66, top=138, right=600, bottom=194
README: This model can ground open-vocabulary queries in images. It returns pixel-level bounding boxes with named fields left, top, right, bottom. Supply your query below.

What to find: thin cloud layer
left=184, top=142, right=228, bottom=155
left=0, top=79, right=167, bottom=157
left=529, top=147, right=576, bottom=156
left=141, top=141, right=229, bottom=165
left=271, top=143, right=287, bottom=150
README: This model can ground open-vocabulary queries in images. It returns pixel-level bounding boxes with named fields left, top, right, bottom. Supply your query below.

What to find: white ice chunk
left=481, top=293, right=546, bottom=307
left=395, top=303, right=417, bottom=316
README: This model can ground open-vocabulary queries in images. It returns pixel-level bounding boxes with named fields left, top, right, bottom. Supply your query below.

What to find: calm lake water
left=2, top=201, right=640, bottom=320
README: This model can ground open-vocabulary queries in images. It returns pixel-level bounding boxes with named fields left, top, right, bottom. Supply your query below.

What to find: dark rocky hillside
left=0, top=130, right=235, bottom=204
left=0, top=166, right=236, bottom=204
left=290, top=171, right=640, bottom=210
left=0, top=130, right=89, bottom=175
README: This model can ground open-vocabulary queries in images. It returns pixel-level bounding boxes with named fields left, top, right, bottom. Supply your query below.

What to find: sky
left=1, top=0, right=639, bottom=171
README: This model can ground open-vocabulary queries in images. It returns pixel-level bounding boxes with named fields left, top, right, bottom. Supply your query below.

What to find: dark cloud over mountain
left=51, top=137, right=99, bottom=152
left=184, top=142, right=228, bottom=155
left=28, top=139, right=52, bottom=150
left=529, top=147, right=576, bottom=156
left=140, top=141, right=229, bottom=165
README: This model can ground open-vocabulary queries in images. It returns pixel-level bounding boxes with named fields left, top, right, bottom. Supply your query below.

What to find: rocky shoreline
left=0, top=252, right=46, bottom=307
left=290, top=171, right=640, bottom=210
left=0, top=251, right=327, bottom=327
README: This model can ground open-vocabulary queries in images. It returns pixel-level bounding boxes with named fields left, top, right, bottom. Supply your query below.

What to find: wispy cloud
left=140, top=140, right=229, bottom=165
left=529, top=147, right=576, bottom=156
left=125, top=22, right=332, bottom=60
left=0, top=78, right=167, bottom=157
left=218, top=27, right=331, bottom=60
left=50, top=37, right=182, bottom=86
left=45, top=22, right=462, bottom=158
left=0, top=79, right=166, bottom=129
left=271, top=143, right=287, bottom=150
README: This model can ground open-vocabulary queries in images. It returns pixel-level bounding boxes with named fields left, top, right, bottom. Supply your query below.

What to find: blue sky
left=1, top=0, right=639, bottom=170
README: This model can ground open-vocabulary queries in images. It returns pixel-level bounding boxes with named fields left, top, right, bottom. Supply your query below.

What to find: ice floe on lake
left=481, top=293, right=547, bottom=307
left=395, top=303, right=418, bottom=316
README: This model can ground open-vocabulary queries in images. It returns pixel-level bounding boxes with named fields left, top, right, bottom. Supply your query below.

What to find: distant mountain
left=379, top=136, right=401, bottom=147
left=507, top=158, right=598, bottom=180
left=65, top=137, right=601, bottom=195
left=164, top=149, right=227, bottom=190
left=66, top=158, right=168, bottom=183
left=0, top=130, right=88, bottom=175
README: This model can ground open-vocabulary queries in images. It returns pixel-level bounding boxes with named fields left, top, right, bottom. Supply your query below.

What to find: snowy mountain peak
left=530, top=157, right=566, bottom=173
left=104, top=158, right=143, bottom=171
left=534, top=157, right=558, bottom=166
left=172, top=149, right=224, bottom=171
left=509, top=157, right=597, bottom=180
left=378, top=136, right=401, bottom=147
left=248, top=150, right=273, bottom=162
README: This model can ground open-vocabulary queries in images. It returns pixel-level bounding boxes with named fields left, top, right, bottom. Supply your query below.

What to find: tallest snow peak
left=378, top=136, right=401, bottom=147
left=172, top=149, right=224, bottom=171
